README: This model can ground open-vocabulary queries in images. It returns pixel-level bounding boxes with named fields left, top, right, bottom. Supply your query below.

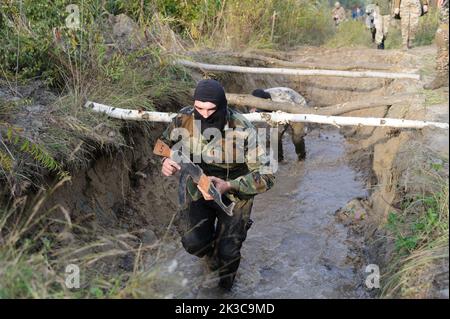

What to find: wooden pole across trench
left=83, top=101, right=449, bottom=130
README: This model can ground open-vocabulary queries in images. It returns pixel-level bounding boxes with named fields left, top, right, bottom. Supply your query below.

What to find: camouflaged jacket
left=159, top=106, right=275, bottom=202
left=374, top=0, right=393, bottom=15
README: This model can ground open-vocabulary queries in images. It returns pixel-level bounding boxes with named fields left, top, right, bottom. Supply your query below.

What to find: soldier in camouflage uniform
left=332, top=2, right=347, bottom=26
left=372, top=0, right=393, bottom=49
left=251, top=88, right=309, bottom=161
left=159, top=79, right=275, bottom=290
left=394, top=0, right=430, bottom=49
left=424, top=0, right=449, bottom=89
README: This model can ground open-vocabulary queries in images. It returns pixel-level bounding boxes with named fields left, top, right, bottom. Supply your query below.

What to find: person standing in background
left=332, top=2, right=347, bottom=26
left=371, top=1, right=393, bottom=50
left=394, top=0, right=430, bottom=50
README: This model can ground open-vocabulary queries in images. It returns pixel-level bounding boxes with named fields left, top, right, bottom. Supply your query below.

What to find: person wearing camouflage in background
left=372, top=0, right=393, bottom=49
left=159, top=79, right=275, bottom=290
left=332, top=2, right=347, bottom=26
left=251, top=87, right=309, bottom=161
left=424, top=0, right=449, bottom=89
left=394, top=0, right=430, bottom=49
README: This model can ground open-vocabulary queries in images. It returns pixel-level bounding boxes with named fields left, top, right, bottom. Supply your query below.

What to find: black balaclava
left=252, top=88, right=271, bottom=100
left=251, top=89, right=271, bottom=113
left=193, top=79, right=228, bottom=135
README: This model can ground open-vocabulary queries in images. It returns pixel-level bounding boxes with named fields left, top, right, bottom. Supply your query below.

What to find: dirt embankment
left=38, top=121, right=184, bottom=274
left=0, top=80, right=184, bottom=277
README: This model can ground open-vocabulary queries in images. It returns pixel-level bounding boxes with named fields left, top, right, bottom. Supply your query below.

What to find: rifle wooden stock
left=153, top=139, right=172, bottom=158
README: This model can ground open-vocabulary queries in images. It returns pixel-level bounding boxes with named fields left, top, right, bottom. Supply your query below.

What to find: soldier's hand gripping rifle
left=153, top=139, right=235, bottom=216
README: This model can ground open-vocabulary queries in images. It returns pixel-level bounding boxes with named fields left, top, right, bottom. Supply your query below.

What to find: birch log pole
left=226, top=93, right=419, bottom=115
left=245, top=112, right=449, bottom=129
left=84, top=101, right=449, bottom=130
left=176, top=59, right=421, bottom=80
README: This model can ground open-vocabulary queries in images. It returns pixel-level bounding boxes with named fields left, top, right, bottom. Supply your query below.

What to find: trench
left=147, top=69, right=387, bottom=299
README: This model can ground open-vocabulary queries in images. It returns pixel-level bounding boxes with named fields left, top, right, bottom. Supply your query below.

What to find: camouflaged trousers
left=400, top=0, right=422, bottom=46
left=374, top=14, right=391, bottom=45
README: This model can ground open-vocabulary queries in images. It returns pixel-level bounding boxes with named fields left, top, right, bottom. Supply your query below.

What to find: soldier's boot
left=278, top=148, right=284, bottom=162
left=294, top=138, right=306, bottom=161
left=377, top=36, right=385, bottom=50
left=404, top=38, right=414, bottom=50
left=402, top=39, right=410, bottom=51
left=277, top=135, right=285, bottom=162
left=424, top=74, right=449, bottom=90
left=218, top=273, right=236, bottom=291
left=216, top=237, right=243, bottom=291
left=204, top=249, right=220, bottom=272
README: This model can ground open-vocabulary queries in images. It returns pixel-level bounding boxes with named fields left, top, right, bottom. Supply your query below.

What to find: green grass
left=164, top=0, right=335, bottom=49
left=385, top=25, right=403, bottom=50
left=414, top=9, right=440, bottom=47
left=381, top=158, right=449, bottom=298
left=386, top=189, right=448, bottom=255
left=423, top=88, right=448, bottom=106
left=325, top=20, right=372, bottom=48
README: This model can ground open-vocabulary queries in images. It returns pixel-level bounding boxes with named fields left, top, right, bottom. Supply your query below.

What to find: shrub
left=325, top=19, right=372, bottom=48
left=414, top=7, right=440, bottom=46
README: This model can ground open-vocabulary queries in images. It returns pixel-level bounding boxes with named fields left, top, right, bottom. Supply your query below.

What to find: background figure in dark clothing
left=251, top=88, right=309, bottom=161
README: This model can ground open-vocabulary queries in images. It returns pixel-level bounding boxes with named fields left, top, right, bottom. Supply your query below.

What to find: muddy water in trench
left=166, top=127, right=369, bottom=299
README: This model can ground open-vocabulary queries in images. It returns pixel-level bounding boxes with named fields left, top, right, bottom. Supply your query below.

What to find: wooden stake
left=270, top=11, right=277, bottom=42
